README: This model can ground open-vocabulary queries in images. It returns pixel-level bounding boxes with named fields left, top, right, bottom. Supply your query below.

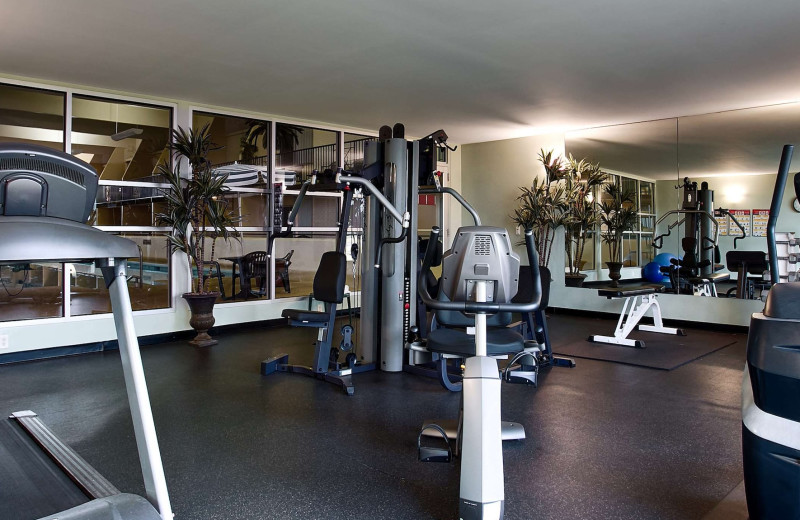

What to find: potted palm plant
left=157, top=124, right=239, bottom=347
left=598, top=183, right=638, bottom=287
left=563, top=156, right=607, bottom=287
left=511, top=149, right=570, bottom=266
left=511, top=150, right=571, bottom=308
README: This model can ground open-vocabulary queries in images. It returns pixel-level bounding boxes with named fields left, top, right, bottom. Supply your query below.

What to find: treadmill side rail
left=37, top=493, right=162, bottom=520
left=10, top=411, right=120, bottom=500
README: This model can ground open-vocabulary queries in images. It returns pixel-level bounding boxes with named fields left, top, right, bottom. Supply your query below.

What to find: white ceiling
left=2, top=0, right=800, bottom=144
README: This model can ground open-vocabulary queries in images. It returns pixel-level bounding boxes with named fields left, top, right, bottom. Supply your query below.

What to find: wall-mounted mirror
left=565, top=101, right=800, bottom=304
left=566, top=118, right=677, bottom=282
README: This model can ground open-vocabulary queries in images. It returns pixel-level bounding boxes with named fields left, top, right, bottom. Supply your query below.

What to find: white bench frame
left=589, top=292, right=684, bottom=348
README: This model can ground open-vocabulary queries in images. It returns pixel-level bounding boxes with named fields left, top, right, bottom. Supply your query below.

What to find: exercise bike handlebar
left=418, top=227, right=542, bottom=314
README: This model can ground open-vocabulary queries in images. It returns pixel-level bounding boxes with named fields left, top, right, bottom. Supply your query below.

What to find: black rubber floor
left=550, top=314, right=739, bottom=369
left=0, top=314, right=747, bottom=520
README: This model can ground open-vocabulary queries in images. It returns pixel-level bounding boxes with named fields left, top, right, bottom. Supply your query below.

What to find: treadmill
left=0, top=143, right=172, bottom=519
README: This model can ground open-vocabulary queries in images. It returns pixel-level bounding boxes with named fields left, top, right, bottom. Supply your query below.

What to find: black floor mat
left=550, top=314, right=739, bottom=370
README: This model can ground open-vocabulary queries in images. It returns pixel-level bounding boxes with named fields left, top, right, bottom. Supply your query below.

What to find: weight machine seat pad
left=281, top=308, right=330, bottom=324
left=727, top=250, right=769, bottom=272
left=38, top=493, right=162, bottom=520
left=597, top=284, right=664, bottom=298
left=426, top=327, right=525, bottom=357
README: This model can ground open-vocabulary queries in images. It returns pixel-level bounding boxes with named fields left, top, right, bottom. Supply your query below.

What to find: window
left=0, top=83, right=67, bottom=322
left=344, top=132, right=376, bottom=173
left=192, top=112, right=273, bottom=301
left=0, top=83, right=65, bottom=150
left=596, top=175, right=656, bottom=269
left=73, top=96, right=173, bottom=314
left=276, top=123, right=337, bottom=181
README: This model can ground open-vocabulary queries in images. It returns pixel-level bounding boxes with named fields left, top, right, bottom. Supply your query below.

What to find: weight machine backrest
left=313, top=251, right=347, bottom=304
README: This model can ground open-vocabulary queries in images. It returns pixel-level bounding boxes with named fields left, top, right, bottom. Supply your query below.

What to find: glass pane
left=640, top=181, right=654, bottom=214
left=281, top=193, right=340, bottom=228
left=640, top=234, right=655, bottom=265
left=344, top=133, right=376, bottom=173
left=274, top=234, right=358, bottom=300
left=94, top=184, right=169, bottom=227
left=0, top=263, right=63, bottom=321
left=579, top=231, right=595, bottom=271
left=71, top=96, right=171, bottom=182
left=70, top=233, right=170, bottom=315
left=622, top=234, right=640, bottom=267
left=215, top=234, right=268, bottom=302
left=640, top=214, right=655, bottom=233
left=276, top=123, right=337, bottom=182
left=0, top=83, right=65, bottom=150
left=193, top=112, right=270, bottom=183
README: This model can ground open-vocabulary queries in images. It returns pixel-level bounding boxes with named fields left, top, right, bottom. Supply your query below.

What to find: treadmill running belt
left=0, top=420, right=87, bottom=519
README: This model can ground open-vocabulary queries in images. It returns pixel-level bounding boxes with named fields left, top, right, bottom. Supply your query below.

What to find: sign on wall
left=752, top=209, right=770, bottom=237
left=714, top=209, right=728, bottom=236
left=729, top=209, right=751, bottom=237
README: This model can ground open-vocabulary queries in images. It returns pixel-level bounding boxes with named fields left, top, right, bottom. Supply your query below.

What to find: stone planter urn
left=182, top=292, right=220, bottom=347
left=606, top=261, right=623, bottom=288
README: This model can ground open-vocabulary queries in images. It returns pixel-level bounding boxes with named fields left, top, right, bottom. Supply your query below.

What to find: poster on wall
left=714, top=209, right=728, bottom=236
left=752, top=209, right=770, bottom=237
left=729, top=209, right=751, bottom=237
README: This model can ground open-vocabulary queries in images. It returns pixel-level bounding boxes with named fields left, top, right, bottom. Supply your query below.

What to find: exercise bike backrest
left=419, top=226, right=542, bottom=318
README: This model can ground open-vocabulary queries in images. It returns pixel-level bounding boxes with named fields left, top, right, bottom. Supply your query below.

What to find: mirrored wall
left=565, top=101, right=800, bottom=301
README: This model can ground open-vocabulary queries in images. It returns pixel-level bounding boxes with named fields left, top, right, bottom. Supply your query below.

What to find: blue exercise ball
left=642, top=262, right=666, bottom=283
left=653, top=252, right=678, bottom=267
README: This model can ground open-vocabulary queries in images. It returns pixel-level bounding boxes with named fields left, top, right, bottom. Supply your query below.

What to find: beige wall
left=460, top=134, right=565, bottom=259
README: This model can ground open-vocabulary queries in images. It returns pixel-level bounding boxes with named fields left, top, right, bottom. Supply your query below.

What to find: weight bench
left=588, top=284, right=685, bottom=348
left=688, top=271, right=730, bottom=297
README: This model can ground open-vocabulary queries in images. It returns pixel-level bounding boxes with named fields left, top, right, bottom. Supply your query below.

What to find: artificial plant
left=563, top=156, right=607, bottom=276
left=510, top=149, right=570, bottom=267
left=156, top=124, right=239, bottom=294
left=598, top=183, right=638, bottom=264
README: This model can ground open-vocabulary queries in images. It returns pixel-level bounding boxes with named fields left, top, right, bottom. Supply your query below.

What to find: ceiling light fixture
left=111, top=128, right=143, bottom=141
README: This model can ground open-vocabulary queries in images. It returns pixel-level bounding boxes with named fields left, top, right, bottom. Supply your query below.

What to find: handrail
left=652, top=209, right=718, bottom=249
left=717, top=208, right=746, bottom=249
left=419, top=186, right=481, bottom=225
left=767, top=144, right=794, bottom=284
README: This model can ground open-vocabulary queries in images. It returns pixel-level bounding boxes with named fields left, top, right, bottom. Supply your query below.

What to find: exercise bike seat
left=427, top=327, right=525, bottom=357
left=281, top=308, right=330, bottom=324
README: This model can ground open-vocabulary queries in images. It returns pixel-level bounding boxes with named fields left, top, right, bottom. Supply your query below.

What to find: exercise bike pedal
left=419, top=446, right=452, bottom=463
left=417, top=424, right=452, bottom=463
